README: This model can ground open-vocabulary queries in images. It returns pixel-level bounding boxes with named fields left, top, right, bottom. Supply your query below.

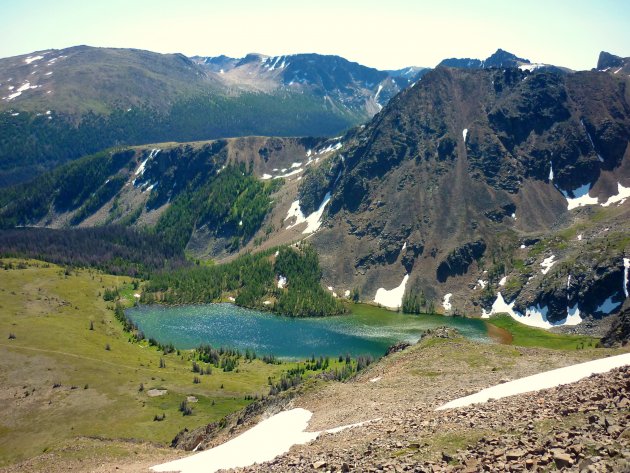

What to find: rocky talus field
left=161, top=330, right=628, bottom=473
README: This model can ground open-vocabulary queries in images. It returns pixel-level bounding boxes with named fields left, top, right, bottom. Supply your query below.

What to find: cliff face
left=306, top=65, right=629, bottom=329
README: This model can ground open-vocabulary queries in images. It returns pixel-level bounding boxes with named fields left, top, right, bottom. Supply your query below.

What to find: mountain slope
left=305, top=64, right=629, bottom=331
left=0, top=47, right=423, bottom=187
left=0, top=45, right=216, bottom=115
left=193, top=52, right=428, bottom=113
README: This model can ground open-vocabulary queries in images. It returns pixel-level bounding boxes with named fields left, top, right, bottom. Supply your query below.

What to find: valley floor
left=1, top=260, right=628, bottom=472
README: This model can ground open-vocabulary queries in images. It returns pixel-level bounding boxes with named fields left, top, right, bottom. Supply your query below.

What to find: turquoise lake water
left=126, top=303, right=492, bottom=359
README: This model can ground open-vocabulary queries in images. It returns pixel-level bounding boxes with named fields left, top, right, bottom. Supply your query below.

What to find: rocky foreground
left=221, top=334, right=629, bottom=473
left=235, top=369, right=629, bottom=473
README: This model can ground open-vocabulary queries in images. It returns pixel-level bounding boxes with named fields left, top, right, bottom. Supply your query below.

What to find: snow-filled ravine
left=374, top=274, right=409, bottom=309
left=481, top=292, right=582, bottom=329
left=560, top=182, right=630, bottom=210
left=152, top=408, right=377, bottom=473
left=436, top=352, right=630, bottom=410
left=284, top=192, right=331, bottom=235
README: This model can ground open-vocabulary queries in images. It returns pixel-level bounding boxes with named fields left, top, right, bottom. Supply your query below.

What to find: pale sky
left=2, top=0, right=629, bottom=70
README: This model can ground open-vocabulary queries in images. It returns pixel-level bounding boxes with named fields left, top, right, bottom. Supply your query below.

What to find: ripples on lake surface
left=126, top=303, right=491, bottom=359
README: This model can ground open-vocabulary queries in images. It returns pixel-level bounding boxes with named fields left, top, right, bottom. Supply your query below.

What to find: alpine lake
left=126, top=303, right=504, bottom=360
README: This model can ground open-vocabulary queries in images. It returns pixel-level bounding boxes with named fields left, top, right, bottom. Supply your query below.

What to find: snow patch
left=344, top=290, right=350, bottom=298
left=317, top=142, right=343, bottom=154
left=601, top=182, right=630, bottom=207
left=436, top=353, right=630, bottom=410
left=561, top=181, right=630, bottom=210
left=374, top=84, right=383, bottom=102
left=498, top=276, right=507, bottom=287
left=284, top=192, right=331, bottom=235
left=261, top=174, right=272, bottom=180
left=24, top=55, right=44, bottom=64
left=374, top=274, right=409, bottom=309
left=277, top=275, right=287, bottom=289
left=624, top=258, right=630, bottom=299
left=481, top=292, right=582, bottom=328
left=595, top=295, right=622, bottom=314
left=577, top=234, right=583, bottom=241
left=302, top=192, right=331, bottom=234
left=369, top=376, right=381, bottom=383
left=284, top=200, right=303, bottom=227
left=442, top=293, right=452, bottom=311
left=561, top=183, right=599, bottom=210
left=290, top=162, right=302, bottom=169
left=548, top=161, right=554, bottom=181
left=518, top=63, right=545, bottom=72
left=540, top=255, right=556, bottom=275
left=5, top=81, right=39, bottom=100
left=581, top=120, right=604, bottom=162
left=135, top=149, right=160, bottom=176
left=273, top=168, right=303, bottom=179
left=477, top=280, right=487, bottom=289
left=462, top=128, right=468, bottom=141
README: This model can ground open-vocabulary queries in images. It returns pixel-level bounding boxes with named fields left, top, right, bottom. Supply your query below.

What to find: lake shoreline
left=126, top=302, right=494, bottom=359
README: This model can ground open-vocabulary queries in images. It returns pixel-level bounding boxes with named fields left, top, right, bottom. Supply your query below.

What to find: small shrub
left=138, top=383, right=144, bottom=392
left=153, top=413, right=166, bottom=422
left=8, top=333, right=16, bottom=340
left=159, top=358, right=166, bottom=368
left=179, top=400, right=192, bottom=416
left=105, top=343, right=111, bottom=351
left=193, top=376, right=201, bottom=384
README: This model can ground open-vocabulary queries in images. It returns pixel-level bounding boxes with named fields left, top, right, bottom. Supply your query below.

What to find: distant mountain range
left=0, top=46, right=426, bottom=186
left=192, top=52, right=427, bottom=113
left=0, top=45, right=593, bottom=187
left=438, top=48, right=573, bottom=74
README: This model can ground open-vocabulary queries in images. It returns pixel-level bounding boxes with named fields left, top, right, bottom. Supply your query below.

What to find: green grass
left=0, top=259, right=314, bottom=466
left=486, top=314, right=599, bottom=350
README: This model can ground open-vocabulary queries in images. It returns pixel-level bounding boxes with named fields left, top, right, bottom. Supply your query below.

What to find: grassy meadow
left=486, top=314, right=600, bottom=350
left=0, top=259, right=305, bottom=466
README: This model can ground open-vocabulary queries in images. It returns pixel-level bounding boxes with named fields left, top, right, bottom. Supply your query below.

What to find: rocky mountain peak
left=597, top=51, right=623, bottom=70
left=484, top=48, right=530, bottom=68
left=438, top=48, right=531, bottom=69
left=596, top=51, right=630, bottom=75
